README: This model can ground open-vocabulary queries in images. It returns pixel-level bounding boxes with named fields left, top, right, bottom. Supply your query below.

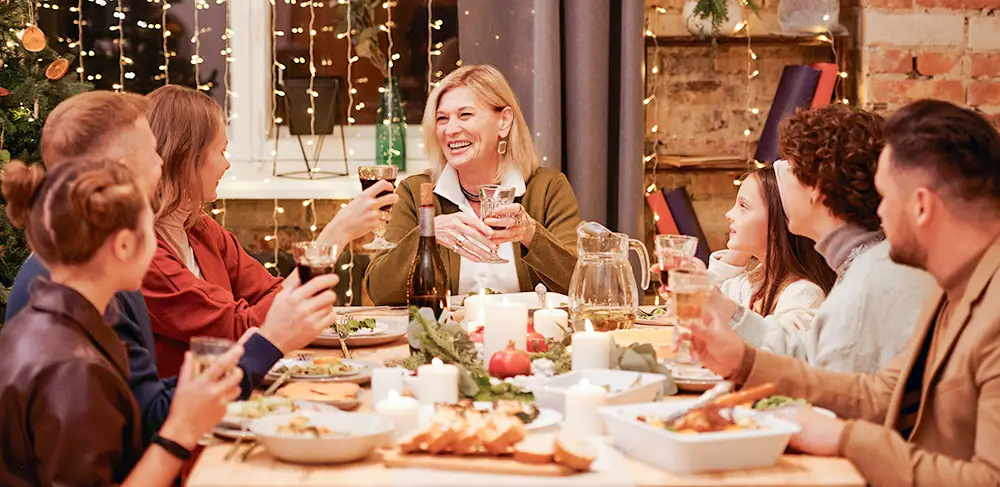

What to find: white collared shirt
left=434, top=164, right=524, bottom=295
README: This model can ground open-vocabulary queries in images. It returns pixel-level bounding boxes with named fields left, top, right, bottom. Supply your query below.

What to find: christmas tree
left=0, top=0, right=90, bottom=320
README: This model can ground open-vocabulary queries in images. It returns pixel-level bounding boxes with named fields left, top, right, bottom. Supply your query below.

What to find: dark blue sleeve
left=5, top=254, right=47, bottom=322
left=238, top=333, right=283, bottom=398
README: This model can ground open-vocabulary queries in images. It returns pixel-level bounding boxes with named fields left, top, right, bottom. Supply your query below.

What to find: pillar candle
left=484, top=298, right=529, bottom=360
left=563, top=378, right=608, bottom=436
left=371, top=367, right=407, bottom=404
left=416, top=357, right=459, bottom=406
left=465, top=310, right=485, bottom=334
left=463, top=290, right=490, bottom=322
left=375, top=390, right=421, bottom=441
left=533, top=305, right=568, bottom=341
left=571, top=319, right=612, bottom=371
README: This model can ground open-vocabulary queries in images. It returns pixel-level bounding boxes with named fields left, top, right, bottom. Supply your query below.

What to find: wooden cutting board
left=382, top=450, right=576, bottom=477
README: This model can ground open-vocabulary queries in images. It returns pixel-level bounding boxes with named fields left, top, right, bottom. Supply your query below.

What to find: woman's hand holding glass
left=158, top=346, right=244, bottom=449
left=484, top=203, right=536, bottom=247
left=434, top=212, right=497, bottom=262
left=319, top=180, right=398, bottom=249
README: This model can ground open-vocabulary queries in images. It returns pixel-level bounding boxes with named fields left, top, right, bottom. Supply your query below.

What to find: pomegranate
left=468, top=326, right=484, bottom=344
left=489, top=341, right=532, bottom=378
left=526, top=324, right=547, bottom=352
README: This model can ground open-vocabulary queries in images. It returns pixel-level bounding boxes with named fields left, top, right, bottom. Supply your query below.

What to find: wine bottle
left=407, top=183, right=451, bottom=350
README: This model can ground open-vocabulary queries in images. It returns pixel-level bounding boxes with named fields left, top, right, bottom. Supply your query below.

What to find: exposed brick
left=971, top=53, right=1000, bottom=78
left=915, top=51, right=962, bottom=76
left=981, top=111, right=1000, bottom=131
left=863, top=12, right=965, bottom=47
left=869, top=78, right=965, bottom=105
left=916, top=0, right=1000, bottom=9
left=864, top=0, right=914, bottom=8
left=969, top=81, right=1000, bottom=106
left=868, top=48, right=913, bottom=74
left=970, top=17, right=1000, bottom=51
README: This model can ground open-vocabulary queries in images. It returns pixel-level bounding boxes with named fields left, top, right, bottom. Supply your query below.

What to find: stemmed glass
left=654, top=235, right=699, bottom=293
left=358, top=165, right=398, bottom=250
left=290, top=241, right=340, bottom=286
left=668, top=268, right=712, bottom=367
left=478, top=184, right=516, bottom=264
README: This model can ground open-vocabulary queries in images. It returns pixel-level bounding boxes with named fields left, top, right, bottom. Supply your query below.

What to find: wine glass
left=358, top=165, right=398, bottom=250
left=478, top=184, right=516, bottom=264
left=654, top=234, right=699, bottom=303
left=668, top=268, right=711, bottom=367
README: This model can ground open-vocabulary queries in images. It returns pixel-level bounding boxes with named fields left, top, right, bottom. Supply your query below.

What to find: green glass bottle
left=376, top=76, right=406, bottom=171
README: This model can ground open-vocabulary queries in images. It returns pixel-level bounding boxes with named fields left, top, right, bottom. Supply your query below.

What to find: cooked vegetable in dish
left=274, top=356, right=358, bottom=377
left=639, top=410, right=760, bottom=434
left=328, top=318, right=377, bottom=334
left=753, top=395, right=810, bottom=411
left=226, top=396, right=296, bottom=419
left=276, top=416, right=347, bottom=437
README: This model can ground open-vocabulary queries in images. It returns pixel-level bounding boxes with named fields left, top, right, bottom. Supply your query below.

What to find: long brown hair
left=2, top=159, right=147, bottom=266
left=750, top=168, right=837, bottom=315
left=146, top=85, right=224, bottom=229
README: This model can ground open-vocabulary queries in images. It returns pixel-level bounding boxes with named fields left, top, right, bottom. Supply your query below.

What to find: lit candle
left=465, top=310, right=485, bottom=334
left=571, top=319, right=611, bottom=371
left=464, top=289, right=489, bottom=322
left=533, top=304, right=568, bottom=341
left=484, top=297, right=529, bottom=360
left=375, top=390, right=421, bottom=441
left=416, top=357, right=459, bottom=406
left=371, top=367, right=406, bottom=404
left=563, top=378, right=608, bottom=436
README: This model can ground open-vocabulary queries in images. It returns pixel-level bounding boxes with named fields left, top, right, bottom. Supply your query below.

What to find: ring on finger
left=454, top=241, right=465, bottom=253
left=455, top=234, right=467, bottom=245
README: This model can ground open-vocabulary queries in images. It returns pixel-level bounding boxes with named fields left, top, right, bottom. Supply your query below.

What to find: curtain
left=456, top=0, right=645, bottom=241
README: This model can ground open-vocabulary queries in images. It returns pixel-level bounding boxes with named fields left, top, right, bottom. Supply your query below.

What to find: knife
left=659, top=381, right=733, bottom=424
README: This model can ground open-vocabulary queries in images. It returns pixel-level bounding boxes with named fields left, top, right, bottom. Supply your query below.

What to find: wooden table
left=186, top=312, right=865, bottom=487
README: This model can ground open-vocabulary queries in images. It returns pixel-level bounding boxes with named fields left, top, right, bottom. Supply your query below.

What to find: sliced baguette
left=397, top=431, right=424, bottom=454
left=426, top=416, right=466, bottom=454
left=554, top=431, right=597, bottom=471
left=451, top=411, right=491, bottom=455
left=512, top=435, right=555, bottom=465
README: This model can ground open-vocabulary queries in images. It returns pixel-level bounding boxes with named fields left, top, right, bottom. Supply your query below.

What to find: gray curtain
left=457, top=0, right=645, bottom=240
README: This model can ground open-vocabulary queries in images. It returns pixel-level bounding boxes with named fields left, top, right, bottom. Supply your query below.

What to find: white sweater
left=708, top=250, right=827, bottom=335
left=730, top=224, right=936, bottom=374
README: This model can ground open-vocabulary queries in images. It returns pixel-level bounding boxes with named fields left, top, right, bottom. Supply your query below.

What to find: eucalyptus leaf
left=457, top=366, right=479, bottom=397
left=619, top=348, right=650, bottom=372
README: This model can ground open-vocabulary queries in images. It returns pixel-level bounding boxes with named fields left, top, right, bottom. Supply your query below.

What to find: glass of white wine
left=667, top=269, right=711, bottom=366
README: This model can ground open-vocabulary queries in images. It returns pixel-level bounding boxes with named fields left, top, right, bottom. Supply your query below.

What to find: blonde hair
left=422, top=65, right=540, bottom=182
left=41, top=91, right=149, bottom=168
left=146, top=85, right=224, bottom=229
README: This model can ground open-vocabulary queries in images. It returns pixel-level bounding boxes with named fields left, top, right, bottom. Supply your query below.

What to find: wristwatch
left=151, top=431, right=192, bottom=460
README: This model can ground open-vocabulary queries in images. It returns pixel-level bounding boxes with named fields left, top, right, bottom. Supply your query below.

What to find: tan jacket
left=737, top=238, right=1000, bottom=486
left=363, top=167, right=582, bottom=305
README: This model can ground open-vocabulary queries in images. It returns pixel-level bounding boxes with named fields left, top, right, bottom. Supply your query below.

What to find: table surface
left=186, top=309, right=865, bottom=487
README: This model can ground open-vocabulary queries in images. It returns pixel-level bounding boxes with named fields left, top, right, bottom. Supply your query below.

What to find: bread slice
left=426, top=416, right=466, bottom=454
left=451, top=410, right=491, bottom=455
left=554, top=431, right=597, bottom=471
left=481, top=416, right=521, bottom=455
left=397, top=431, right=424, bottom=454
left=513, top=435, right=555, bottom=465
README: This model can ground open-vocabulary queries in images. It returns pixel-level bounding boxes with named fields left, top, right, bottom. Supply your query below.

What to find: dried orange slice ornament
left=45, top=58, right=69, bottom=80
left=19, top=26, right=46, bottom=52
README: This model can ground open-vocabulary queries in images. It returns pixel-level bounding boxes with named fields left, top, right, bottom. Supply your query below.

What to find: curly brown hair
left=777, top=105, right=886, bottom=231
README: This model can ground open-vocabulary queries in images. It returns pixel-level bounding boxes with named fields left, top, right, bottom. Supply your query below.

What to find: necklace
left=460, top=184, right=480, bottom=203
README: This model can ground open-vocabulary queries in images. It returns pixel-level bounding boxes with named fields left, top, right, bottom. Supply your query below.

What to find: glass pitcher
left=568, top=222, right=650, bottom=332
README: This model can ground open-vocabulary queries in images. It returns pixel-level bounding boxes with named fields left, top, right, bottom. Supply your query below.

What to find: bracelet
left=151, top=431, right=192, bottom=460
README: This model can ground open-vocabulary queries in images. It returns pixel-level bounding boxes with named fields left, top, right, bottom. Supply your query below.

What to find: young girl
left=141, top=85, right=398, bottom=376
left=0, top=159, right=243, bottom=486
left=709, top=167, right=837, bottom=333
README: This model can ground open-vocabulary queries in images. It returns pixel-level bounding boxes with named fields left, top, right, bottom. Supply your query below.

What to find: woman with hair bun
left=0, top=159, right=336, bottom=486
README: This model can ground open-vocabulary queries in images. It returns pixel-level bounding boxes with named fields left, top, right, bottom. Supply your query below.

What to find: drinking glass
left=668, top=268, right=712, bottom=366
left=291, top=240, right=340, bottom=286
left=654, top=235, right=699, bottom=302
left=478, top=184, right=516, bottom=264
left=358, top=164, right=398, bottom=250
left=190, top=336, right=235, bottom=376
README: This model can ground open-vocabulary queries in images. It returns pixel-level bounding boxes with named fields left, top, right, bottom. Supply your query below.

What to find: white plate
left=419, top=402, right=562, bottom=431
left=264, top=358, right=375, bottom=386
left=320, top=321, right=389, bottom=337
left=311, top=318, right=407, bottom=348
left=215, top=400, right=344, bottom=441
left=268, top=357, right=361, bottom=379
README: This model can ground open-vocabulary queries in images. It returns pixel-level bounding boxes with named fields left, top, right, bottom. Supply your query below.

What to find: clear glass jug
left=568, top=222, right=650, bottom=332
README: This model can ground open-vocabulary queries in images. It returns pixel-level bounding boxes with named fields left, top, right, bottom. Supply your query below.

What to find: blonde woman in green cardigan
left=363, top=65, right=582, bottom=304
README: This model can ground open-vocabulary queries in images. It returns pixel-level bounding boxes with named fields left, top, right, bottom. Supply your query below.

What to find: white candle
left=533, top=305, right=568, bottom=341
left=371, top=367, right=406, bottom=404
left=484, top=297, right=529, bottom=360
left=465, top=310, right=485, bottom=334
left=375, top=390, right=421, bottom=441
left=571, top=319, right=612, bottom=371
left=416, top=357, right=459, bottom=406
left=563, top=378, right=608, bottom=436
left=464, top=290, right=489, bottom=322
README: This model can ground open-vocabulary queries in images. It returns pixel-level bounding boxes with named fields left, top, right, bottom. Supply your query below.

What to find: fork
left=335, top=313, right=353, bottom=359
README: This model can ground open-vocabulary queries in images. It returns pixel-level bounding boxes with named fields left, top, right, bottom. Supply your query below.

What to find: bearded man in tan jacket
left=690, top=99, right=1000, bottom=486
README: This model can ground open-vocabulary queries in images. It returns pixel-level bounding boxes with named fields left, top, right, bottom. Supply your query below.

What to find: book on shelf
left=656, top=154, right=745, bottom=169
left=753, top=65, right=823, bottom=164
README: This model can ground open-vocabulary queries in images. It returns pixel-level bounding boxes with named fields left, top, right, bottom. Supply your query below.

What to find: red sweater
left=142, top=215, right=283, bottom=377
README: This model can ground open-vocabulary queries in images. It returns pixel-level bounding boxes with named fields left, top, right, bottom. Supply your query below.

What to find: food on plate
left=491, top=399, right=540, bottom=424
left=488, top=341, right=532, bottom=379
left=553, top=431, right=597, bottom=471
left=638, top=383, right=778, bottom=434
left=753, top=395, right=810, bottom=411
left=277, top=382, right=360, bottom=403
left=275, top=416, right=347, bottom=438
left=461, top=288, right=501, bottom=305
left=273, top=356, right=358, bottom=377
left=329, top=317, right=377, bottom=335
left=226, top=396, right=295, bottom=419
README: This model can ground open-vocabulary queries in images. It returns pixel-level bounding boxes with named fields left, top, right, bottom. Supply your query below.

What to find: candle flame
left=431, top=357, right=444, bottom=367
left=479, top=288, right=486, bottom=297
left=579, top=378, right=592, bottom=387
left=585, top=319, right=595, bottom=333
left=387, top=389, right=401, bottom=400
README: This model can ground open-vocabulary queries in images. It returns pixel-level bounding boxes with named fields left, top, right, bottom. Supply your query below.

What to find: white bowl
left=532, top=370, right=666, bottom=414
left=249, top=411, right=393, bottom=464
left=599, top=400, right=800, bottom=474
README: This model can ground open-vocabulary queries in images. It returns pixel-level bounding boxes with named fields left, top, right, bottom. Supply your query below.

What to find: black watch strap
left=151, top=432, right=192, bottom=460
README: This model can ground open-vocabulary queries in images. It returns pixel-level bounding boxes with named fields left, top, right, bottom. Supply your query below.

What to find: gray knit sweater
left=731, top=224, right=937, bottom=374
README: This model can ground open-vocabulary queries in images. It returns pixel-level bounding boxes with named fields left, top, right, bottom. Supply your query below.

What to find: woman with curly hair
left=706, top=104, right=935, bottom=373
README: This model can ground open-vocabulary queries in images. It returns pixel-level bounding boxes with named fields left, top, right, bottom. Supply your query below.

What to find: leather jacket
left=0, top=278, right=143, bottom=486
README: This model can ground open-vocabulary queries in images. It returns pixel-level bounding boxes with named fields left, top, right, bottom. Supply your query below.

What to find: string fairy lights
left=161, top=0, right=170, bottom=84
left=266, top=0, right=282, bottom=274
left=114, top=0, right=124, bottom=91
left=642, top=6, right=665, bottom=224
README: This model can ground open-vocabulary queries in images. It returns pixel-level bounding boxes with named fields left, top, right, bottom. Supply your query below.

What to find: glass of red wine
left=478, top=184, right=516, bottom=264
left=291, top=241, right=340, bottom=288
left=358, top=164, right=398, bottom=250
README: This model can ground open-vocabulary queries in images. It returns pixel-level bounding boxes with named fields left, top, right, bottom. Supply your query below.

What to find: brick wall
left=860, top=2, right=1000, bottom=128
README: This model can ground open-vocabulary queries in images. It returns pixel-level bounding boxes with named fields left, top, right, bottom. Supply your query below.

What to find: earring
left=497, top=139, right=508, bottom=156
